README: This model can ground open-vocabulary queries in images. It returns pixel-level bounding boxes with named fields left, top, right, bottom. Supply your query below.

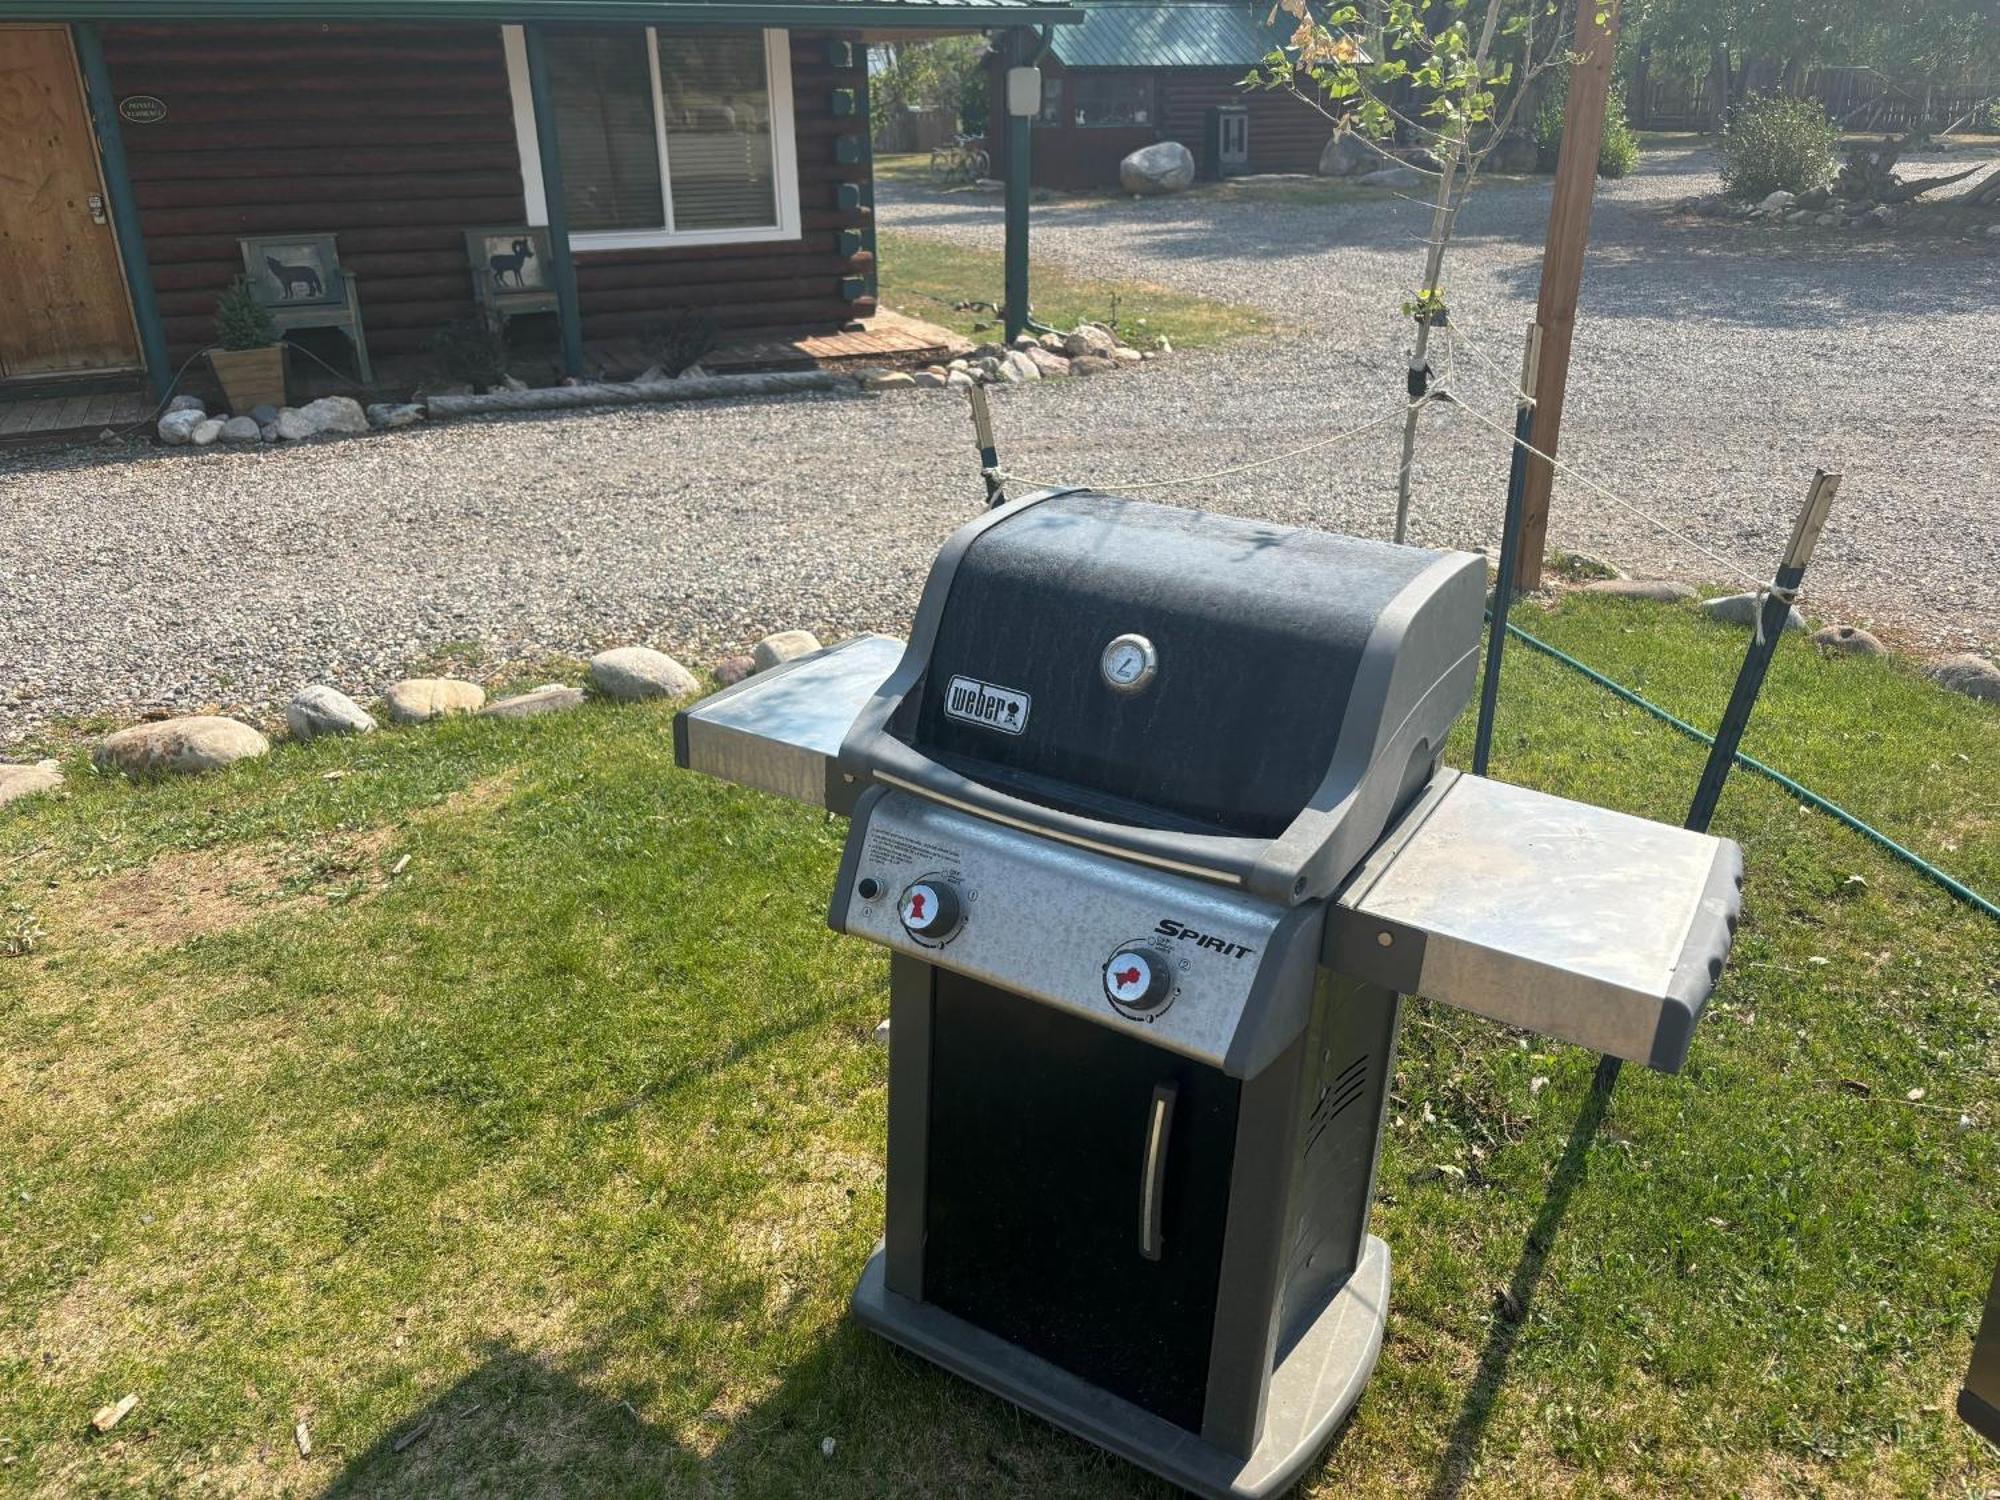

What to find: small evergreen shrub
left=426, top=317, right=510, bottom=390
left=214, top=278, right=277, bottom=350
left=637, top=307, right=718, bottom=378
left=1534, top=77, right=1642, bottom=179
left=1598, top=92, right=1640, bottom=178
left=1717, top=94, right=1839, bottom=200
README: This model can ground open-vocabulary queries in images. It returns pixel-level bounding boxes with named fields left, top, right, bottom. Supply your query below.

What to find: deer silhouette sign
left=488, top=238, right=536, bottom=289
left=265, top=255, right=322, bottom=300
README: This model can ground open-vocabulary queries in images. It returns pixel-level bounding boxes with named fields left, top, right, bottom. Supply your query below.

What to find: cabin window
left=1071, top=73, right=1153, bottom=128
left=506, top=26, right=801, bottom=249
left=1036, top=73, right=1064, bottom=126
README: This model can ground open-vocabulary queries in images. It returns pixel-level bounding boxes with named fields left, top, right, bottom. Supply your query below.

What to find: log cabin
left=985, top=0, right=1331, bottom=191
left=0, top=0, right=1076, bottom=420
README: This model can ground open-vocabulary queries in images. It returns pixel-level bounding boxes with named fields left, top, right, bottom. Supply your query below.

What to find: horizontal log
left=574, top=231, right=838, bottom=271
left=578, top=255, right=861, bottom=295
left=109, top=62, right=507, bottom=96
left=109, top=39, right=505, bottom=67
left=145, top=225, right=490, bottom=264
left=157, top=272, right=473, bottom=318
left=580, top=275, right=841, bottom=315
left=126, top=143, right=524, bottom=182
left=106, top=21, right=488, bottom=45
left=137, top=195, right=525, bottom=236
left=125, top=119, right=520, bottom=152
left=108, top=90, right=511, bottom=125
left=426, top=369, right=842, bottom=420
left=581, top=308, right=848, bottom=339
left=134, top=172, right=524, bottom=211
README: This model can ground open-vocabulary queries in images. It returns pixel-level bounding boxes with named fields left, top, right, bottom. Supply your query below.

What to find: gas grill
left=674, top=488, right=1743, bottom=1499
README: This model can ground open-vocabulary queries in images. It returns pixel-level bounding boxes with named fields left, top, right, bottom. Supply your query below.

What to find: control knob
left=1104, top=947, right=1172, bottom=1011
left=898, top=878, right=963, bottom=943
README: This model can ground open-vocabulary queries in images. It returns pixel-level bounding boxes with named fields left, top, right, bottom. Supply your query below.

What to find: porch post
left=72, top=23, right=171, bottom=402
left=522, top=24, right=586, bottom=377
left=1002, top=30, right=1038, bottom=343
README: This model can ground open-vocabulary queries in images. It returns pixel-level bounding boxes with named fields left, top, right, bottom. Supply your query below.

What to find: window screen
left=658, top=34, right=778, bottom=231
left=544, top=31, right=664, bottom=232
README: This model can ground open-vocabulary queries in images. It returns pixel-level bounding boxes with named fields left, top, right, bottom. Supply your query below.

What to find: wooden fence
left=1630, top=65, right=1997, bottom=133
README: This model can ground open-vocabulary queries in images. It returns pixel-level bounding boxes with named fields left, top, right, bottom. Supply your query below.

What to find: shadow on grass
left=1424, top=1072, right=1614, bottom=1500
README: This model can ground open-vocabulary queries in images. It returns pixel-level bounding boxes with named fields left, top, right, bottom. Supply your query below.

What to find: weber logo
left=943, top=674, right=1030, bottom=735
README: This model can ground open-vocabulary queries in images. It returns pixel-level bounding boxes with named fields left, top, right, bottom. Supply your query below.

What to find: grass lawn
left=875, top=227, right=1273, bottom=350
left=1, top=595, right=1995, bottom=1498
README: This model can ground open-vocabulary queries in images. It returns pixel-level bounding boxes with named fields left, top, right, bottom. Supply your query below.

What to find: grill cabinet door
left=922, top=972, right=1240, bottom=1433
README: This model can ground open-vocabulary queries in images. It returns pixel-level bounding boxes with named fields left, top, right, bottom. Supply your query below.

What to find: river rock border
left=149, top=325, right=1159, bottom=452
left=0, top=633, right=825, bottom=809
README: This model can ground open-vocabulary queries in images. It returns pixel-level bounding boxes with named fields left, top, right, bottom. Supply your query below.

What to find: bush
left=1717, top=94, right=1839, bottom=200
left=213, top=278, right=277, bottom=350
left=426, top=317, right=510, bottom=390
left=1533, top=77, right=1642, bottom=179
left=637, top=307, right=718, bottom=378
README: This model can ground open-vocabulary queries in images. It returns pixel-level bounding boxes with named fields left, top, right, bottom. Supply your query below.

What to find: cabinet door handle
left=1139, top=1082, right=1177, bottom=1261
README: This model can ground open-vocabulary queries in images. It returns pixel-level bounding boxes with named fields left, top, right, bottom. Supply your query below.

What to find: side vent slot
left=1303, top=1054, right=1370, bottom=1159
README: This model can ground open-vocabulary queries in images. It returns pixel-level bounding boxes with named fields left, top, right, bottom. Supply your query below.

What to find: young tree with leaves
left=1250, top=0, right=1572, bottom=540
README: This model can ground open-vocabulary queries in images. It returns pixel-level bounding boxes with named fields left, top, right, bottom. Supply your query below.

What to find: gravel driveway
left=2, top=143, right=1994, bottom=746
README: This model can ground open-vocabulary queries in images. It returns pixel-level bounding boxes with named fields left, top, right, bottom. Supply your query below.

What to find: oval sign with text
left=118, top=95, right=167, bottom=125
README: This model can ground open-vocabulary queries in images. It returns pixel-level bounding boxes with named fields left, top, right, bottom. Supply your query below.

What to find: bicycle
left=928, top=134, right=991, bottom=186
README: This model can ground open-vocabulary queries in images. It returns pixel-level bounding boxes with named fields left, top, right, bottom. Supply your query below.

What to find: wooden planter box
left=208, top=344, right=286, bottom=413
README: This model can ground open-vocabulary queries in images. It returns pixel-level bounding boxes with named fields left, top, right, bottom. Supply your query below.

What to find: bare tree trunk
left=1392, top=0, right=1509, bottom=543
left=1706, top=42, right=1731, bottom=131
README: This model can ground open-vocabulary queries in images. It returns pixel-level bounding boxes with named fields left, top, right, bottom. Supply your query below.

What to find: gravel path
left=2, top=142, right=1995, bottom=747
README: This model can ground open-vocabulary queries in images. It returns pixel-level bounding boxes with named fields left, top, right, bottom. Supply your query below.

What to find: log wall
left=101, top=23, right=872, bottom=370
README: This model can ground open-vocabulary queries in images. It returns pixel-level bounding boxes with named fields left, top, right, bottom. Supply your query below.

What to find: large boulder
left=753, top=630, right=823, bottom=673
left=219, top=415, right=263, bottom=444
left=1698, top=592, right=1805, bottom=633
left=1928, top=653, right=2000, bottom=702
left=1810, top=624, right=1885, bottom=656
left=1119, top=141, right=1195, bottom=196
left=157, top=409, right=205, bottom=446
left=1583, top=578, right=1696, bottom=603
left=190, top=418, right=226, bottom=447
left=1062, top=324, right=1117, bottom=359
left=286, top=684, right=376, bottom=740
left=1318, top=133, right=1372, bottom=177
left=0, top=760, right=64, bottom=808
left=383, top=677, right=485, bottom=724
left=1025, top=346, right=1071, bottom=377
left=296, top=396, right=368, bottom=436
left=588, top=646, right=699, bottom=702
left=94, top=716, right=269, bottom=777
left=274, top=407, right=317, bottom=441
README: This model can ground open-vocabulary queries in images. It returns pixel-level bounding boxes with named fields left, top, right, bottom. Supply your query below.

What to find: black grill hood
left=840, top=489, right=1486, bottom=903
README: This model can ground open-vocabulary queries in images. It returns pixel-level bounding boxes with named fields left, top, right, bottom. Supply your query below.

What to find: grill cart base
left=853, top=1235, right=1390, bottom=1500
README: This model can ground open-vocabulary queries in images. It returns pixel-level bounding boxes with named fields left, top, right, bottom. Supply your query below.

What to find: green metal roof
left=1050, top=2, right=1290, bottom=68
left=4, top=0, right=1076, bottom=23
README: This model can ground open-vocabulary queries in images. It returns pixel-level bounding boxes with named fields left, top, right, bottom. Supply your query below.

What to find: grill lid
left=841, top=490, right=1487, bottom=902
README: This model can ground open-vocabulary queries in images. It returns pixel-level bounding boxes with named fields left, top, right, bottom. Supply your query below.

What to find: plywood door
left=0, top=27, right=140, bottom=377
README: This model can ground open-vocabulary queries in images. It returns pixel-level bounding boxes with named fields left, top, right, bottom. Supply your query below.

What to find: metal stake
left=1684, top=469, right=1840, bottom=835
left=968, top=383, right=1004, bottom=507
left=1471, top=325, right=1541, bottom=776
left=1594, top=468, right=1840, bottom=1099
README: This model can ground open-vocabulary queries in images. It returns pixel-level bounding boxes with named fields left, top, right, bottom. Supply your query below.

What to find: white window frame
left=502, top=24, right=801, bottom=251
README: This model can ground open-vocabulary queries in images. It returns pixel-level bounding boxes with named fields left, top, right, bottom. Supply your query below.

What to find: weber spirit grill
left=675, top=489, right=1743, bottom=1498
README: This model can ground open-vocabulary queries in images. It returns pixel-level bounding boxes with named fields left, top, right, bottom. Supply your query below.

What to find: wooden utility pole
left=1515, top=0, right=1621, bottom=590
